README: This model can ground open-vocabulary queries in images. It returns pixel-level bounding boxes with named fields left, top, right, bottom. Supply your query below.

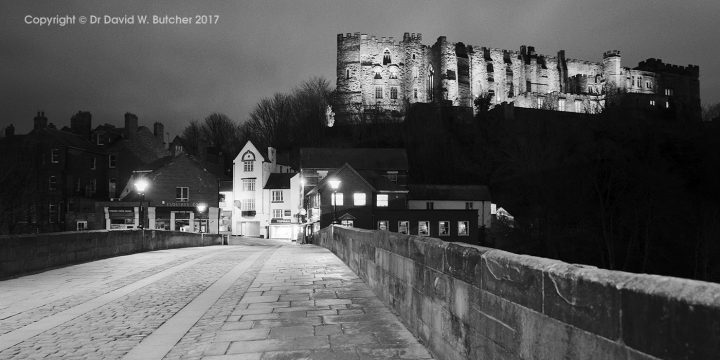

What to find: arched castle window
left=427, top=66, right=434, bottom=101
left=412, top=54, right=416, bottom=60
left=383, top=49, right=391, bottom=65
left=389, top=67, right=398, bottom=79
left=390, top=87, right=398, bottom=99
left=414, top=88, right=418, bottom=99
left=375, top=86, right=383, bottom=99
left=346, top=68, right=350, bottom=79
left=374, top=67, right=382, bottom=80
left=487, top=63, right=494, bottom=82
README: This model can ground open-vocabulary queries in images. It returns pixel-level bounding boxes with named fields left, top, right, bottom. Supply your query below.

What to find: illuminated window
left=375, top=87, right=383, bottom=99
left=665, top=88, right=674, bottom=96
left=389, top=67, right=398, bottom=79
left=341, top=219, right=354, bottom=227
left=242, top=179, right=255, bottom=191
left=272, top=190, right=283, bottom=202
left=376, top=194, right=388, bottom=207
left=244, top=161, right=253, bottom=172
left=383, top=49, right=391, bottom=65
left=398, top=221, right=409, bottom=234
left=390, top=87, right=398, bottom=99
left=176, top=187, right=189, bottom=201
left=650, top=100, right=656, bottom=106
left=331, top=193, right=344, bottom=206
left=558, top=98, right=566, bottom=110
left=51, top=149, right=59, bottom=163
left=439, top=221, right=450, bottom=236
left=377, top=220, right=388, bottom=231
left=458, top=221, right=469, bottom=236
left=273, top=209, right=283, bottom=218
left=353, top=193, right=366, bottom=206
left=242, top=198, right=255, bottom=211
left=665, top=101, right=670, bottom=109
left=418, top=221, right=430, bottom=236
left=76, top=221, right=88, bottom=231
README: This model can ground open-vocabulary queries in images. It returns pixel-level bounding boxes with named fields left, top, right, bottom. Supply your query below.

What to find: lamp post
left=134, top=178, right=149, bottom=229
left=328, top=178, right=341, bottom=225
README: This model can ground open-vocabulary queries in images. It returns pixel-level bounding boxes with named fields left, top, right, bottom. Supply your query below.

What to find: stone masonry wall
left=316, top=225, right=720, bottom=360
left=0, top=230, right=222, bottom=279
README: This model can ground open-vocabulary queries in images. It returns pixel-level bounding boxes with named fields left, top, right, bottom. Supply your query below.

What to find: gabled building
left=231, top=141, right=294, bottom=237
left=264, top=172, right=303, bottom=239
left=408, top=184, right=492, bottom=228
left=103, top=153, right=220, bottom=232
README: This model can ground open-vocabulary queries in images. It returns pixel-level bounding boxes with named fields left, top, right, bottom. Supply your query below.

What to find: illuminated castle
left=335, top=32, right=701, bottom=122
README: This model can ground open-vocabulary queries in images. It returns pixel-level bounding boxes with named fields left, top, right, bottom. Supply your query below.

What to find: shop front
left=102, top=202, right=219, bottom=233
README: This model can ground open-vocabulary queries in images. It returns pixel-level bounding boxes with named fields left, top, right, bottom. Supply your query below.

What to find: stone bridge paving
left=0, top=238, right=433, bottom=360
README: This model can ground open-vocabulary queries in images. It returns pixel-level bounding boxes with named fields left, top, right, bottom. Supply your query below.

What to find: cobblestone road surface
left=0, top=238, right=433, bottom=360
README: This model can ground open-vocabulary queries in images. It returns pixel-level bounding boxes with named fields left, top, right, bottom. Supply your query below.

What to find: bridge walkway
left=0, top=238, right=433, bottom=360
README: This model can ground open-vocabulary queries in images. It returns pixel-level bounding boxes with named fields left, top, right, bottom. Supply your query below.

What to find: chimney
left=5, top=124, right=14, bottom=137
left=153, top=122, right=165, bottom=144
left=33, top=111, right=48, bottom=130
left=267, top=147, right=276, bottom=164
left=70, top=111, right=92, bottom=140
left=124, top=112, right=138, bottom=139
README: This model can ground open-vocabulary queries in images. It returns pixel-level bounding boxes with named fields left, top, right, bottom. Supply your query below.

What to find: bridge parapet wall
left=316, top=225, right=720, bottom=360
left=0, top=230, right=221, bottom=279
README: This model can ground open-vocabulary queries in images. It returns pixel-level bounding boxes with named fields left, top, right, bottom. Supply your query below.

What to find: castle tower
left=336, top=33, right=362, bottom=121
left=435, top=36, right=459, bottom=104
left=602, top=50, right=622, bottom=91
left=402, top=33, right=427, bottom=104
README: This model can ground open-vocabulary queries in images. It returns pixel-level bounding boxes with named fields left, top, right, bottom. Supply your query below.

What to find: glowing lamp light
left=328, top=178, right=341, bottom=190
left=134, top=178, right=149, bottom=193
left=197, top=203, right=208, bottom=213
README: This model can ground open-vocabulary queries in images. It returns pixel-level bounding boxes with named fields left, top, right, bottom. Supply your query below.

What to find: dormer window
left=383, top=49, right=391, bottom=65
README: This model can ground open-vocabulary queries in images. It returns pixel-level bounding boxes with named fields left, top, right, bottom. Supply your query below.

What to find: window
left=398, top=221, right=409, bottom=235
left=486, top=63, right=494, bottom=82
left=389, top=68, right=398, bottom=79
left=418, top=221, right=430, bottom=236
left=96, top=134, right=102, bottom=145
left=465, top=202, right=474, bottom=210
left=91, top=179, right=96, bottom=194
left=412, top=54, right=416, bottom=60
left=387, top=173, right=398, bottom=183
left=575, top=100, right=582, bottom=113
left=383, top=49, right=391, bottom=65
left=374, top=67, right=382, bottom=79
left=341, top=219, right=354, bottom=227
left=537, top=97, right=544, bottom=108
left=526, top=81, right=532, bottom=92
left=665, top=101, right=670, bottom=109
left=243, top=161, right=253, bottom=172
left=375, top=87, right=383, bottom=99
left=273, top=209, right=283, bottom=218
left=665, top=88, right=674, bottom=96
left=176, top=187, right=189, bottom=201
left=331, top=193, right=344, bottom=206
left=427, top=67, right=434, bottom=101
left=109, top=154, right=116, bottom=168
left=426, top=201, right=434, bottom=210
left=49, top=204, right=57, bottom=223
left=346, top=68, right=350, bottom=79
left=51, top=149, right=59, bottom=163
left=632, top=77, right=636, bottom=86
left=376, top=194, right=388, bottom=207
left=558, top=98, right=566, bottom=110
left=242, top=198, right=256, bottom=211
left=90, top=157, right=96, bottom=170
left=390, top=87, right=398, bottom=99
left=650, top=100, right=656, bottom=106
left=439, top=221, right=450, bottom=236
left=353, top=193, right=366, bottom=206
left=272, top=190, right=283, bottom=202
left=109, top=178, right=117, bottom=197
left=284, top=210, right=291, bottom=216
left=414, top=88, right=418, bottom=99
left=637, top=76, right=642, bottom=87
left=242, top=179, right=256, bottom=191
left=458, top=221, right=469, bottom=236
left=377, top=220, right=388, bottom=231
left=76, top=221, right=88, bottom=231
left=48, top=176, right=57, bottom=191
left=646, top=82, right=651, bottom=89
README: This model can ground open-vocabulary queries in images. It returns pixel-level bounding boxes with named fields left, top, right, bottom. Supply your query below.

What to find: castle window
left=646, top=82, right=651, bottom=89
left=346, top=68, right=350, bottom=79
left=650, top=100, right=656, bottom=106
left=375, top=86, right=383, bottom=99
left=637, top=76, right=642, bottom=87
left=390, top=87, right=398, bottom=100
left=427, top=67, right=434, bottom=101
left=383, top=49, right=391, bottom=65
left=558, top=98, right=566, bottom=110
left=389, top=67, right=398, bottom=79
left=412, top=54, right=416, bottom=60
left=665, top=88, right=674, bottom=96
left=488, top=90, right=495, bottom=102
left=487, top=63, right=494, bottom=82
left=665, top=101, right=670, bottom=109
left=374, top=67, right=382, bottom=79
left=414, top=88, right=418, bottom=99
left=632, top=77, right=636, bottom=86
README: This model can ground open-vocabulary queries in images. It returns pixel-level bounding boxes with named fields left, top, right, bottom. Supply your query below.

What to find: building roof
left=408, top=184, right=491, bottom=201
left=300, top=148, right=408, bottom=171
left=109, top=126, right=169, bottom=164
left=264, top=173, right=295, bottom=190
left=358, top=170, right=407, bottom=192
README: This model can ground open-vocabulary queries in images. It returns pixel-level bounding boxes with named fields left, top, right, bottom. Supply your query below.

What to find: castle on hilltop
left=335, top=32, right=701, bottom=122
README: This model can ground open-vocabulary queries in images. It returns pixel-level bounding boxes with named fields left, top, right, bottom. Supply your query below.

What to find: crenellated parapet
left=636, top=58, right=700, bottom=77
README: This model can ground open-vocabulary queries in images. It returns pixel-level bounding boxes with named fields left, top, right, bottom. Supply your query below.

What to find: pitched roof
left=264, top=173, right=295, bottom=189
left=300, top=148, right=408, bottom=170
left=358, top=170, right=407, bottom=192
left=408, top=184, right=491, bottom=201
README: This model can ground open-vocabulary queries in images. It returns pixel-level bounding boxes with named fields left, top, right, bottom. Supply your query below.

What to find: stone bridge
left=0, top=228, right=718, bottom=359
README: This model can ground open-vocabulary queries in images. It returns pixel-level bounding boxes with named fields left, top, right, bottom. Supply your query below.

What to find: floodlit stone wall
left=317, top=225, right=720, bottom=360
left=0, top=230, right=221, bottom=279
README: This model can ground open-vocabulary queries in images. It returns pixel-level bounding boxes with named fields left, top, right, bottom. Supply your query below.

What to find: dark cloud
left=2, top=0, right=718, bottom=138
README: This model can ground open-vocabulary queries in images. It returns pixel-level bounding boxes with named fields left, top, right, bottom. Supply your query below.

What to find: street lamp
left=197, top=203, right=207, bottom=233
left=327, top=178, right=341, bottom=225
left=134, top=178, right=149, bottom=229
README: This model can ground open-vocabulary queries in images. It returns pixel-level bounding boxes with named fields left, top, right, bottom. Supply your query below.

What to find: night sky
left=2, top=0, right=718, bottom=139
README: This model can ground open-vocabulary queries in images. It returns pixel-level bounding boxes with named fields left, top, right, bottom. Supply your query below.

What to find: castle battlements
left=636, top=58, right=700, bottom=76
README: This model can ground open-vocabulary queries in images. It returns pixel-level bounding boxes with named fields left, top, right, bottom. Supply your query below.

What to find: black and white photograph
left=1, top=0, right=719, bottom=359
